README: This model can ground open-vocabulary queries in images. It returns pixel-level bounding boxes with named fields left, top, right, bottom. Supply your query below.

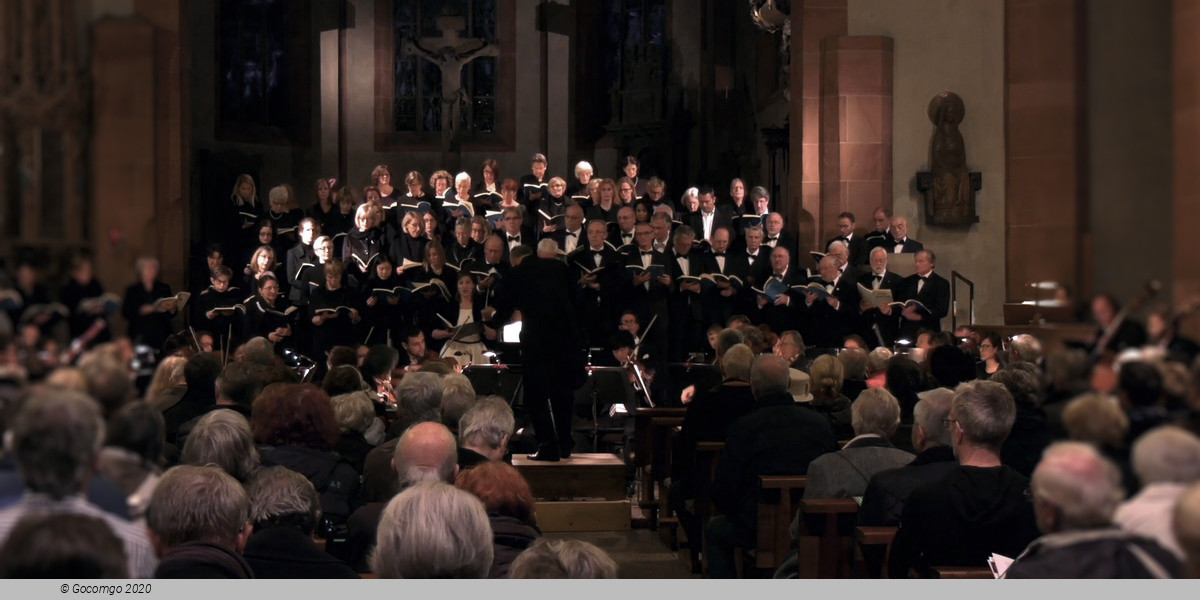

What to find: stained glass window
left=393, top=0, right=497, bottom=135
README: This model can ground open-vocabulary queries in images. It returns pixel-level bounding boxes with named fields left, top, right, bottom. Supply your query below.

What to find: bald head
left=392, top=422, right=459, bottom=486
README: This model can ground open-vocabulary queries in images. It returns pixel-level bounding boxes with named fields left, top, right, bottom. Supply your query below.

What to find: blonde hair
left=809, top=354, right=844, bottom=398
left=146, top=355, right=187, bottom=406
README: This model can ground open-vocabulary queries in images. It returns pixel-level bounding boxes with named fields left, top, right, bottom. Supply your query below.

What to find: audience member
left=180, top=409, right=261, bottom=483
left=0, top=513, right=128, bottom=578
left=455, top=461, right=541, bottom=578
left=457, top=395, right=516, bottom=470
left=242, top=466, right=358, bottom=578
left=1114, top=426, right=1200, bottom=559
left=0, top=389, right=155, bottom=578
left=888, top=380, right=1039, bottom=578
left=1004, top=442, right=1183, bottom=578
left=147, top=465, right=253, bottom=578
left=803, top=388, right=913, bottom=499
left=96, top=400, right=164, bottom=523
left=509, top=538, right=619, bottom=579
left=371, top=481, right=493, bottom=578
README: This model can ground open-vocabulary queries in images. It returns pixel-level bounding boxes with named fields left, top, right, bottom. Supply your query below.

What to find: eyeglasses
left=942, top=418, right=960, bottom=430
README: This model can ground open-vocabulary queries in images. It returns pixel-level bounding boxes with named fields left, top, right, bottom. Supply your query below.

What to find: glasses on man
left=942, top=418, right=959, bottom=430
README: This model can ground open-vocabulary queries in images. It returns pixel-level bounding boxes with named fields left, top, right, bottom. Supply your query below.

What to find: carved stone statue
left=404, top=14, right=498, bottom=151
left=918, top=91, right=980, bottom=226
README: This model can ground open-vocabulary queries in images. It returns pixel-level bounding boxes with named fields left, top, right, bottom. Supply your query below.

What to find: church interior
left=1, top=0, right=1200, bottom=581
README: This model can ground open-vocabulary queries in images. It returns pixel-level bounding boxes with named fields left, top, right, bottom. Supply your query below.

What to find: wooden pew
left=632, top=407, right=687, bottom=528
left=692, top=440, right=724, bottom=574
left=796, top=497, right=860, bottom=578
left=853, top=526, right=897, bottom=578
left=925, top=566, right=994, bottom=579
left=753, top=475, right=808, bottom=574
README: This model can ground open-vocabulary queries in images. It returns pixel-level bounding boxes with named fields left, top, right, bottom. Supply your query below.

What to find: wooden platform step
left=513, top=452, right=626, bottom=501
left=536, top=500, right=632, bottom=532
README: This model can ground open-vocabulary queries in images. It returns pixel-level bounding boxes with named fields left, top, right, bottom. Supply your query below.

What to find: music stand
left=574, top=366, right=633, bottom=453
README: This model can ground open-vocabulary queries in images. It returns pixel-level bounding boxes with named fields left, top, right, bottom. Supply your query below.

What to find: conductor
left=488, top=245, right=586, bottom=461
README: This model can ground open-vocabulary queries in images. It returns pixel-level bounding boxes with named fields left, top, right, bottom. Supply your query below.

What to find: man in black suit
left=462, top=235, right=510, bottom=309
left=756, top=246, right=804, bottom=335
left=567, top=220, right=624, bottom=350
left=889, top=216, right=924, bottom=254
left=826, top=239, right=858, bottom=285
left=865, top=206, right=893, bottom=251
left=802, top=255, right=859, bottom=350
left=858, top=247, right=905, bottom=347
left=549, top=204, right=586, bottom=255
left=686, top=186, right=734, bottom=245
left=608, top=206, right=637, bottom=250
left=487, top=248, right=585, bottom=462
left=623, top=222, right=673, bottom=369
left=701, top=227, right=745, bottom=329
left=666, top=225, right=707, bottom=361
left=762, top=212, right=797, bottom=259
left=706, top=353, right=838, bottom=578
left=286, top=218, right=319, bottom=305
left=649, top=212, right=673, bottom=254
left=497, top=206, right=532, bottom=261
left=897, top=250, right=950, bottom=341
left=826, top=211, right=869, bottom=267
left=728, top=226, right=770, bottom=322
left=447, top=217, right=482, bottom=270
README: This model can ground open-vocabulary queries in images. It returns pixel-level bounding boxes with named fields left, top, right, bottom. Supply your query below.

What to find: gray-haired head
left=370, top=482, right=493, bottom=578
left=9, top=389, right=105, bottom=499
left=1131, top=425, right=1200, bottom=485
left=246, top=465, right=322, bottom=535
left=1031, top=441, right=1123, bottom=532
left=851, top=388, right=902, bottom=438
left=913, top=388, right=954, bottom=449
left=396, top=371, right=443, bottom=428
left=458, top=396, right=514, bottom=459
left=720, top=344, right=754, bottom=381
left=440, top=374, right=476, bottom=433
left=508, top=538, right=619, bottom=579
left=147, top=465, right=250, bottom=551
left=330, top=391, right=375, bottom=434
left=180, top=409, right=260, bottom=482
left=950, top=380, right=1016, bottom=452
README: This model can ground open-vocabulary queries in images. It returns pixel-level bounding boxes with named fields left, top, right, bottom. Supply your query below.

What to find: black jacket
left=711, top=391, right=838, bottom=531
left=857, top=444, right=957, bottom=527
left=258, top=445, right=362, bottom=526
left=243, top=526, right=359, bottom=579
left=1005, top=528, right=1184, bottom=579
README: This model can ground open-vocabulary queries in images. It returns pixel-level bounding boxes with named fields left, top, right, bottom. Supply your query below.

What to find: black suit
left=686, top=208, right=735, bottom=243
left=491, top=257, right=585, bottom=456
left=667, top=249, right=707, bottom=361
left=446, top=240, right=482, bottom=270
left=889, top=237, right=925, bottom=254
left=858, top=270, right=905, bottom=347
left=826, top=233, right=869, bottom=267
left=756, top=268, right=804, bottom=335
left=550, top=227, right=585, bottom=256
left=285, top=243, right=317, bottom=304
left=865, top=230, right=893, bottom=253
left=623, top=248, right=672, bottom=367
left=762, top=231, right=797, bottom=259
left=897, top=271, right=950, bottom=340
left=801, top=274, right=859, bottom=350
left=566, top=245, right=624, bottom=349
left=608, top=228, right=636, bottom=252
left=700, top=249, right=746, bottom=329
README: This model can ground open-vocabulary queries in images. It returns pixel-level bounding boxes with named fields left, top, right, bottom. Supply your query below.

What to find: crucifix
left=404, top=14, right=499, bottom=152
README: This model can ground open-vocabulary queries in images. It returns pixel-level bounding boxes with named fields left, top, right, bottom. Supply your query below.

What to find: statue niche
left=917, top=91, right=982, bottom=226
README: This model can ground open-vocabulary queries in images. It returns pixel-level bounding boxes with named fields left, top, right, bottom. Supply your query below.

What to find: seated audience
left=1062, top=393, right=1139, bottom=495
left=1004, top=442, right=1183, bottom=578
left=180, top=409, right=261, bottom=483
left=888, top=380, right=1040, bottom=578
left=803, top=387, right=913, bottom=499
left=455, top=461, right=541, bottom=578
left=706, top=354, right=837, bottom=578
left=859, top=388, right=957, bottom=526
left=1114, top=425, right=1200, bottom=559
left=509, top=538, right=619, bottom=579
left=457, top=395, right=516, bottom=470
left=329, top=390, right=378, bottom=474
left=1173, top=482, right=1200, bottom=577
left=147, top=465, right=253, bottom=578
left=0, top=389, right=155, bottom=578
left=242, top=466, right=358, bottom=578
left=371, top=481, right=493, bottom=578
left=807, top=354, right=853, bottom=440
left=0, top=513, right=128, bottom=578
left=96, top=400, right=165, bottom=524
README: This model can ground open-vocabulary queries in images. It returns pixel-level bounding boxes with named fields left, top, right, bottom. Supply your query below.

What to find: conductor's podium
left=513, top=453, right=631, bottom=533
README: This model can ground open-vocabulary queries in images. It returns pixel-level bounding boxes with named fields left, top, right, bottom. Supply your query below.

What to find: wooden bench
left=796, top=497, right=860, bottom=578
left=925, top=566, right=994, bottom=579
left=853, top=526, right=897, bottom=578
left=690, top=440, right=724, bottom=573
left=753, top=475, right=808, bottom=574
left=632, top=407, right=686, bottom=527
left=513, top=453, right=631, bottom=532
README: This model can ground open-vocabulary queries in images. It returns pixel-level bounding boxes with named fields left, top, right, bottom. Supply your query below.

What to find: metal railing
left=950, top=271, right=975, bottom=331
